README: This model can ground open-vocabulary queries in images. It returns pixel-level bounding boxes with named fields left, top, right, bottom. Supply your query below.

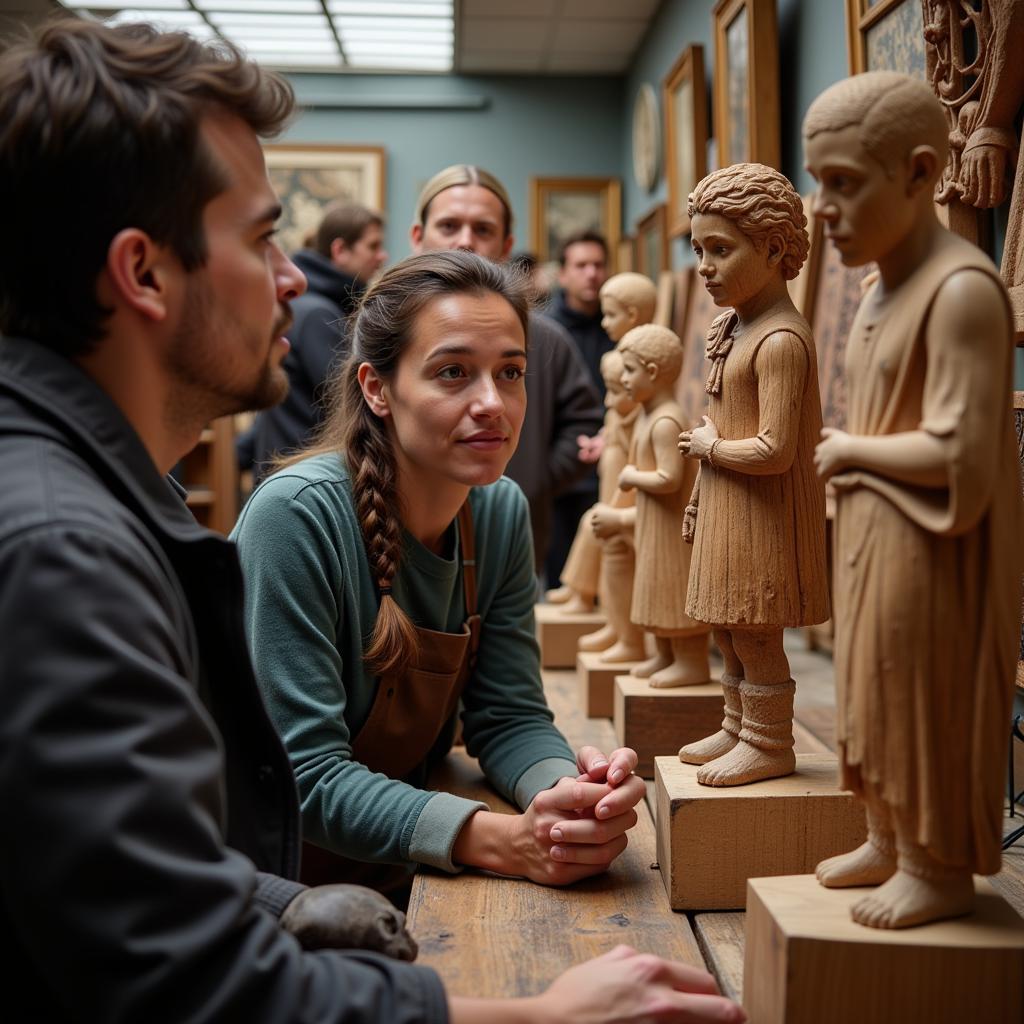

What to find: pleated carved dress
left=629, top=398, right=703, bottom=635
left=831, top=236, right=1022, bottom=874
left=685, top=307, right=829, bottom=628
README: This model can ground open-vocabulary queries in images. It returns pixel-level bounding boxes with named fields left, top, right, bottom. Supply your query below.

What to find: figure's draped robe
left=833, top=236, right=1022, bottom=873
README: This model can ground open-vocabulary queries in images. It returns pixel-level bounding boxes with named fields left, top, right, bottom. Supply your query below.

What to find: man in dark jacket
left=239, top=202, right=387, bottom=479
left=410, top=165, right=603, bottom=572
left=545, top=230, right=614, bottom=583
left=0, top=17, right=741, bottom=1024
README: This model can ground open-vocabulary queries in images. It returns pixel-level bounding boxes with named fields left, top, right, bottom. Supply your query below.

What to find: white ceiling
left=3, top=0, right=660, bottom=74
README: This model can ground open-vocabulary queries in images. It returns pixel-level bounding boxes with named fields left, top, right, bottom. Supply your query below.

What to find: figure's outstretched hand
left=280, top=883, right=418, bottom=961
left=813, top=426, right=852, bottom=481
left=682, top=502, right=698, bottom=544
left=679, top=417, right=719, bottom=461
left=530, top=945, right=746, bottom=1023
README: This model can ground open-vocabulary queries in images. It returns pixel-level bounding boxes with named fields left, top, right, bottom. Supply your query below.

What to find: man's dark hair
left=558, top=230, right=608, bottom=266
left=0, top=18, right=294, bottom=356
left=314, top=202, right=383, bottom=258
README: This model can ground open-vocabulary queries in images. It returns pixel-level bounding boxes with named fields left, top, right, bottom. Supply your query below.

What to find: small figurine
left=677, top=163, right=829, bottom=787
left=804, top=71, right=1022, bottom=929
left=547, top=272, right=656, bottom=629
left=594, top=324, right=711, bottom=687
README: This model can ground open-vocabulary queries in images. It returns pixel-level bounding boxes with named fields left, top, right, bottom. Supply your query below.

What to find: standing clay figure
left=804, top=71, right=1022, bottom=929
left=547, top=272, right=656, bottom=619
left=594, top=325, right=711, bottom=687
left=677, top=163, right=829, bottom=787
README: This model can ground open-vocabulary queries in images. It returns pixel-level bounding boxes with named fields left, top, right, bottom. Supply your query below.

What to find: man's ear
left=906, top=145, right=940, bottom=197
left=409, top=222, right=424, bottom=255
left=329, top=237, right=349, bottom=266
left=357, top=361, right=390, bottom=418
left=102, top=228, right=176, bottom=322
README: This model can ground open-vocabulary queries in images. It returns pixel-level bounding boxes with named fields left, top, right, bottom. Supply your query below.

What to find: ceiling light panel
left=61, top=0, right=455, bottom=71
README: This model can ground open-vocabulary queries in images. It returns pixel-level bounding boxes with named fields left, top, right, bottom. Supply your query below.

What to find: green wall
left=280, top=72, right=624, bottom=263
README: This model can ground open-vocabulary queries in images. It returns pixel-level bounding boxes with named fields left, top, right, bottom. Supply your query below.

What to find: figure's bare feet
left=696, top=741, right=795, bottom=787
left=597, top=639, right=646, bottom=663
left=561, top=591, right=596, bottom=614
left=648, top=660, right=711, bottom=688
left=578, top=623, right=616, bottom=652
left=816, top=840, right=896, bottom=889
left=850, top=869, right=974, bottom=929
left=545, top=585, right=571, bottom=603
left=631, top=649, right=671, bottom=678
left=679, top=728, right=738, bottom=765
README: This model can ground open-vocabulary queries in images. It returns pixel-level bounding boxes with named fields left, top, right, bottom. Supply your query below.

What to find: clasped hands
left=516, top=745, right=644, bottom=886
left=812, top=426, right=852, bottom=481
left=455, top=746, right=644, bottom=887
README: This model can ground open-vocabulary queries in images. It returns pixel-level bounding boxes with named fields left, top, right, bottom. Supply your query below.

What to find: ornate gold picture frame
left=663, top=43, right=707, bottom=238
left=712, top=0, right=780, bottom=169
left=262, top=143, right=386, bottom=255
left=529, top=176, right=622, bottom=266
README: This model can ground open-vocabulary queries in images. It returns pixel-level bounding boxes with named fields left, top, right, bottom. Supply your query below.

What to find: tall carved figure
left=804, top=71, right=1022, bottom=929
left=548, top=274, right=655, bottom=635
left=677, top=164, right=829, bottom=787
left=596, top=324, right=711, bottom=688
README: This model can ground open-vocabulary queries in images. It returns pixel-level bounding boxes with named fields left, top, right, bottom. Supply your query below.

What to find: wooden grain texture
left=744, top=874, right=1024, bottom=1024
left=535, top=603, right=604, bottom=668
left=693, top=912, right=746, bottom=1003
left=655, top=755, right=866, bottom=910
left=576, top=652, right=639, bottom=719
left=613, top=676, right=724, bottom=777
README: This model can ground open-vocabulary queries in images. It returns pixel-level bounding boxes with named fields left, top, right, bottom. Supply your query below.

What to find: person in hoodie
left=240, top=201, right=388, bottom=480
left=545, top=230, right=615, bottom=583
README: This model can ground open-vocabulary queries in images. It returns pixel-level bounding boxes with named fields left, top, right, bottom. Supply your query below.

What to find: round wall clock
left=632, top=83, right=660, bottom=193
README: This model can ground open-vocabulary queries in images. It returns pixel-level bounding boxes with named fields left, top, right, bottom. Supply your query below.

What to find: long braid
left=343, top=369, right=419, bottom=676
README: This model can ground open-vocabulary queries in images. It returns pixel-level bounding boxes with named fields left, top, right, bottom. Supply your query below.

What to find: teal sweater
left=232, top=453, right=576, bottom=873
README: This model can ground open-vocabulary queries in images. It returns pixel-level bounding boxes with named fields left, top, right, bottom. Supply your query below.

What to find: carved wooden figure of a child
left=677, top=163, right=829, bottom=788
left=547, top=273, right=655, bottom=638
left=593, top=324, right=711, bottom=687
left=804, top=71, right=1022, bottom=930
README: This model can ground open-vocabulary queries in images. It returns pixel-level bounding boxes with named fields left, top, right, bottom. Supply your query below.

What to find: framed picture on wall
left=662, top=43, right=707, bottom=238
left=712, top=0, right=780, bottom=169
left=617, top=236, right=635, bottom=273
left=634, top=203, right=668, bottom=282
left=529, top=176, right=622, bottom=266
left=263, top=144, right=386, bottom=256
left=844, top=0, right=927, bottom=77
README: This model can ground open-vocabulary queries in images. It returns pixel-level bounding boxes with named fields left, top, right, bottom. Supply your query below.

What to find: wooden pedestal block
left=743, top=874, right=1024, bottom=1024
left=654, top=754, right=866, bottom=910
left=613, top=678, right=723, bottom=778
left=535, top=603, right=604, bottom=668
left=575, top=653, right=642, bottom=718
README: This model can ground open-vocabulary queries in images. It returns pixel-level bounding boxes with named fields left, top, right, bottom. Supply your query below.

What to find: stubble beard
left=164, top=277, right=291, bottom=434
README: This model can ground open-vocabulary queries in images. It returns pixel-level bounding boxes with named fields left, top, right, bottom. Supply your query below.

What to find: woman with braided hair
left=232, top=250, right=644, bottom=901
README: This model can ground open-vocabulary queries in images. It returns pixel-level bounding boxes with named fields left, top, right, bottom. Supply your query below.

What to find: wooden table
left=406, top=667, right=1024, bottom=1004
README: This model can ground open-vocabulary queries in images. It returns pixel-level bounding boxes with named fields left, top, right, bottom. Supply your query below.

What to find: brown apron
left=300, top=501, right=481, bottom=892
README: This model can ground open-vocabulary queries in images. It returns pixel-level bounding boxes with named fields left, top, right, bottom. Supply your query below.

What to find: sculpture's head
left=599, top=272, right=658, bottom=342
left=600, top=349, right=636, bottom=416
left=802, top=71, right=948, bottom=267
left=687, top=163, right=808, bottom=310
left=617, top=323, right=684, bottom=401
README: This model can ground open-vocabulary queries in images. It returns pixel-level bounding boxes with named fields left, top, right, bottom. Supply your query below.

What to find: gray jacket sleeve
left=0, top=523, right=447, bottom=1024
